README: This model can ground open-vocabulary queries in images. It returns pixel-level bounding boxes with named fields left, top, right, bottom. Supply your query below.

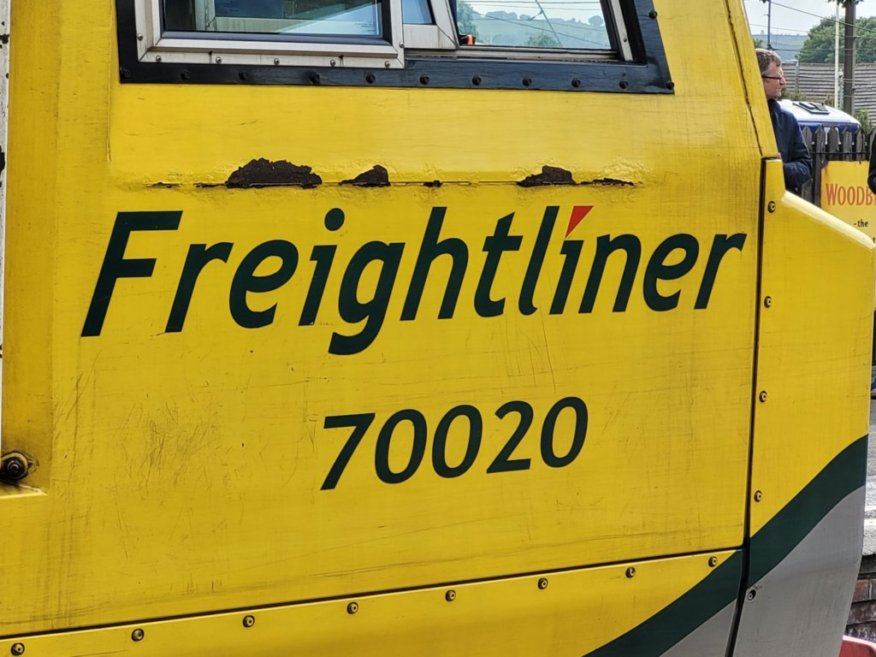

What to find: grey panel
left=731, top=487, right=864, bottom=657
left=661, top=602, right=736, bottom=657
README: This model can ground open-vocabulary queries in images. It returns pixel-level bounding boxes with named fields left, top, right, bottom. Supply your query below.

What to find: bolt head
left=625, top=567, right=636, bottom=578
left=347, top=601, right=359, bottom=615
left=131, top=628, right=145, bottom=642
left=10, top=643, right=25, bottom=656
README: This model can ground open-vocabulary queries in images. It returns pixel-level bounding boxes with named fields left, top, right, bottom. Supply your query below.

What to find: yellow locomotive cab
left=0, top=1, right=872, bottom=656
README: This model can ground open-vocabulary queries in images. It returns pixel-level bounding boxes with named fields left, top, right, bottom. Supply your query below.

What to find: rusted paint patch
left=341, top=165, right=391, bottom=187
left=517, top=166, right=576, bottom=187
left=225, top=159, right=322, bottom=188
left=579, top=177, right=636, bottom=186
left=149, top=182, right=179, bottom=189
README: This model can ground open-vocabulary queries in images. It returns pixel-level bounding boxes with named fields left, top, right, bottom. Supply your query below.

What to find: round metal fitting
left=537, top=577, right=549, bottom=590
left=273, top=58, right=280, bottom=65
left=242, top=615, right=255, bottom=628
left=648, top=10, right=657, bottom=18
left=758, top=390, right=768, bottom=402
left=747, top=589, right=757, bottom=601
left=215, top=56, right=222, bottom=63
left=754, top=490, right=763, bottom=502
left=0, top=453, right=29, bottom=481
left=154, top=55, right=162, bottom=62
left=137, top=33, right=144, bottom=41
left=131, top=628, right=145, bottom=642
left=347, top=601, right=359, bottom=615
left=445, top=589, right=457, bottom=602
left=708, top=556, right=718, bottom=568
left=10, top=643, right=24, bottom=656
left=768, top=201, right=777, bottom=213
left=763, top=296, right=772, bottom=308
left=625, top=567, right=636, bottom=579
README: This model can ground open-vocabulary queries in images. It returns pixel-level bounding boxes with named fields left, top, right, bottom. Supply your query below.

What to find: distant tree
left=752, top=37, right=764, bottom=48
left=485, top=10, right=517, bottom=20
left=798, top=15, right=876, bottom=63
left=588, top=15, right=604, bottom=28
left=457, top=1, right=480, bottom=38
left=526, top=32, right=560, bottom=47
left=856, top=108, right=872, bottom=134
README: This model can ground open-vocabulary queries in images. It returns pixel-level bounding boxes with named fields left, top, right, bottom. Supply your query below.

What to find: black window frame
left=116, top=0, right=673, bottom=93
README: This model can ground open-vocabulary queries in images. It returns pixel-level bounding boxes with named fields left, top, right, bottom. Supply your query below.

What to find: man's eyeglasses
left=762, top=75, right=784, bottom=80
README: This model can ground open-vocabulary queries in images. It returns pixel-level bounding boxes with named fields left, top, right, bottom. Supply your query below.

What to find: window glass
left=402, top=0, right=433, bottom=25
left=455, top=0, right=610, bottom=49
left=163, top=0, right=384, bottom=37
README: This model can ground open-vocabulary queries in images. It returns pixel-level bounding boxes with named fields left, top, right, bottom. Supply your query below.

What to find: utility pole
left=843, top=0, right=856, bottom=114
left=758, top=0, right=772, bottom=48
left=835, top=1, right=841, bottom=106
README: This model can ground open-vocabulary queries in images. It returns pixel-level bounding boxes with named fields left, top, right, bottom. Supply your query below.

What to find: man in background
left=756, top=48, right=812, bottom=194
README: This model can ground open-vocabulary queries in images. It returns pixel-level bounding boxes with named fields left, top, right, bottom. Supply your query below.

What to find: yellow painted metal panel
left=751, top=159, right=874, bottom=534
left=0, top=551, right=737, bottom=657
left=0, top=0, right=807, bottom=645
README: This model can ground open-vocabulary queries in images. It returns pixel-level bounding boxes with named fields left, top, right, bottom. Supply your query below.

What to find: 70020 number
left=320, top=396, right=588, bottom=490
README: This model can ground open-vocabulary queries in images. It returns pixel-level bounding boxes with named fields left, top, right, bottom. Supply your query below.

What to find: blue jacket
left=768, top=99, right=813, bottom=194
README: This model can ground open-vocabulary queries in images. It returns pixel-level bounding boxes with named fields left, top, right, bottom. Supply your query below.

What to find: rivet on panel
left=131, top=628, right=145, bottom=642
left=242, top=615, right=255, bottom=628
left=537, top=577, right=549, bottom=590
left=763, top=296, right=772, bottom=308
left=347, top=601, right=359, bottom=615
left=747, top=589, right=757, bottom=601
left=273, top=58, right=280, bottom=65
left=445, top=589, right=457, bottom=602
left=215, top=56, right=222, bottom=64
left=754, top=490, right=763, bottom=502
left=758, top=390, right=768, bottom=402
left=155, top=55, right=162, bottom=63
left=768, top=201, right=776, bottom=213
left=137, top=33, right=144, bottom=41
left=10, top=643, right=24, bottom=656
left=625, top=567, right=636, bottom=578
left=708, top=556, right=718, bottom=568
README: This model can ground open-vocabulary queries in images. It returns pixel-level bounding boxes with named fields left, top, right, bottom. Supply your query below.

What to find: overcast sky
left=744, top=0, right=876, bottom=35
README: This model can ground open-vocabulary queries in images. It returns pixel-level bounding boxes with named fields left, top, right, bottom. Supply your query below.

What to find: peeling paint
left=580, top=177, right=635, bottom=187
left=225, top=158, right=322, bottom=188
left=341, top=165, right=390, bottom=187
left=517, top=165, right=575, bottom=187
left=149, top=182, right=178, bottom=189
